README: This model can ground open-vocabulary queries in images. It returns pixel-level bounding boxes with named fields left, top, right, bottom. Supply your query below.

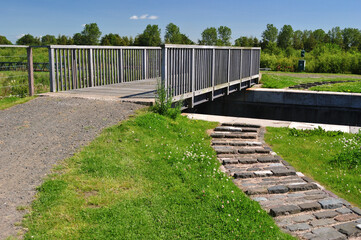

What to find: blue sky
left=1, top=0, right=360, bottom=43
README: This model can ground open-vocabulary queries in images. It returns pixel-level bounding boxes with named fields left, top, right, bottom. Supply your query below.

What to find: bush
left=150, top=80, right=182, bottom=119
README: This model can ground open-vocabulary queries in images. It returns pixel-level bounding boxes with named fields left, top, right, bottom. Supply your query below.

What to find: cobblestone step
left=210, top=123, right=361, bottom=240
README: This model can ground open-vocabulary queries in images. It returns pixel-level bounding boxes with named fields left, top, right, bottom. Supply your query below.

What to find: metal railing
left=161, top=44, right=261, bottom=107
left=48, top=46, right=162, bottom=92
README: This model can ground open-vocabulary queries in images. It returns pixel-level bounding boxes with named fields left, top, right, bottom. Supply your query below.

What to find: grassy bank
left=265, top=127, right=361, bottom=207
left=260, top=73, right=361, bottom=92
left=21, top=112, right=292, bottom=240
left=0, top=96, right=35, bottom=110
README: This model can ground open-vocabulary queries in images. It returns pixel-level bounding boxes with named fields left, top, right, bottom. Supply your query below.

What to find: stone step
left=210, top=132, right=257, bottom=139
left=211, top=140, right=262, bottom=146
left=242, top=183, right=319, bottom=195
left=214, top=126, right=258, bottom=133
left=222, top=122, right=261, bottom=128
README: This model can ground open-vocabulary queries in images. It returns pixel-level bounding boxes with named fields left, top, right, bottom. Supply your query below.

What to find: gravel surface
left=0, top=97, right=143, bottom=239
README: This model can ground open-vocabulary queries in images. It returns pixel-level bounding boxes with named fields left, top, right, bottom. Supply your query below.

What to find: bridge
left=47, top=44, right=260, bottom=108
left=0, top=44, right=260, bottom=108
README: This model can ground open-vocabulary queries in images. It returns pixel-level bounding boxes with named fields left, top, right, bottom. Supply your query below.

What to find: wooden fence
left=48, top=46, right=162, bottom=92
left=162, top=44, right=261, bottom=107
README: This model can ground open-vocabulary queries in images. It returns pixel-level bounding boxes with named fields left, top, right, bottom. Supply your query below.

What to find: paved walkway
left=210, top=123, right=361, bottom=239
left=40, top=79, right=157, bottom=104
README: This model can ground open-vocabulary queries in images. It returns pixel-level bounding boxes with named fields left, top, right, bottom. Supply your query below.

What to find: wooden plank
left=27, top=47, right=34, bottom=96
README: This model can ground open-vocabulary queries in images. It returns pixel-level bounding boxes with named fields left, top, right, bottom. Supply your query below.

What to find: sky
left=1, top=0, right=361, bottom=44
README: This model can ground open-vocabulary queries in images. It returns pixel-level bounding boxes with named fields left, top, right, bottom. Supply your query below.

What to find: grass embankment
left=265, top=127, right=361, bottom=208
left=260, top=73, right=361, bottom=92
left=21, top=112, right=293, bottom=240
left=0, top=96, right=35, bottom=110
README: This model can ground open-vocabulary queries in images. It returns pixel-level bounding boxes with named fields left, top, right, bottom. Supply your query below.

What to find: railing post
left=191, top=48, right=195, bottom=108
left=161, top=46, right=168, bottom=95
left=227, top=49, right=230, bottom=95
left=250, top=49, right=253, bottom=77
left=143, top=49, right=147, bottom=80
left=119, top=49, right=123, bottom=83
left=88, top=49, right=94, bottom=87
left=211, top=48, right=215, bottom=101
left=27, top=47, right=34, bottom=96
left=48, top=47, right=56, bottom=92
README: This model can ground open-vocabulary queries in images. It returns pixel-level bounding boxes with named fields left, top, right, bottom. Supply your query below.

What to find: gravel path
left=0, top=97, right=143, bottom=239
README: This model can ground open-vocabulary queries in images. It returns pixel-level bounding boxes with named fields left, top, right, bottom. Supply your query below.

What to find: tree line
left=1, top=22, right=360, bottom=53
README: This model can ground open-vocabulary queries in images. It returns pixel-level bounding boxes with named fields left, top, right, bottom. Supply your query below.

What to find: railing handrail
left=0, top=45, right=29, bottom=48
left=49, top=45, right=162, bottom=50
left=163, top=44, right=261, bottom=50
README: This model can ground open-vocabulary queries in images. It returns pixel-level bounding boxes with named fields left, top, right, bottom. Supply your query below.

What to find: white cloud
left=139, top=14, right=148, bottom=19
left=148, top=15, right=158, bottom=20
left=16, top=34, right=25, bottom=39
left=129, top=14, right=158, bottom=20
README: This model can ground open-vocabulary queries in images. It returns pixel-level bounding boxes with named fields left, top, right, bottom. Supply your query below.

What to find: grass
left=0, top=96, right=35, bottom=110
left=21, top=111, right=293, bottom=240
left=265, top=127, right=361, bottom=208
left=260, top=73, right=361, bottom=90
left=0, top=71, right=49, bottom=97
left=309, top=81, right=361, bottom=93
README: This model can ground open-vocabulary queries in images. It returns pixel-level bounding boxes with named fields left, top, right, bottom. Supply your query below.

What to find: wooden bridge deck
left=41, top=79, right=157, bottom=104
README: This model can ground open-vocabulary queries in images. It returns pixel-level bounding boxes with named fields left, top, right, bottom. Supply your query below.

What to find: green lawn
left=265, top=127, right=361, bottom=208
left=21, top=112, right=293, bottom=240
left=0, top=96, right=35, bottom=110
left=260, top=73, right=361, bottom=91
left=309, top=81, right=361, bottom=93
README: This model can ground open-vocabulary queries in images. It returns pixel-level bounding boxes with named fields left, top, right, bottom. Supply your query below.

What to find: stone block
left=245, top=188, right=268, bottom=195
left=254, top=170, right=273, bottom=177
left=222, top=158, right=239, bottom=165
left=310, top=218, right=336, bottom=227
left=255, top=148, right=270, bottom=153
left=299, top=202, right=321, bottom=212
left=253, top=197, right=268, bottom=202
left=247, top=167, right=261, bottom=171
left=238, top=149, right=256, bottom=154
left=286, top=223, right=310, bottom=232
left=238, top=158, right=257, bottom=164
left=292, top=214, right=314, bottom=223
left=336, top=208, right=353, bottom=214
left=229, top=142, right=247, bottom=146
left=270, top=205, right=301, bottom=217
left=334, top=222, right=361, bottom=237
left=314, top=210, right=338, bottom=219
left=335, top=214, right=359, bottom=222
left=311, top=227, right=347, bottom=240
left=211, top=133, right=225, bottom=138
left=257, top=156, right=279, bottom=163
left=318, top=198, right=344, bottom=209
left=352, top=207, right=361, bottom=216
left=287, top=183, right=318, bottom=192
left=268, top=185, right=288, bottom=194
left=233, top=172, right=254, bottom=179
left=271, top=168, right=296, bottom=176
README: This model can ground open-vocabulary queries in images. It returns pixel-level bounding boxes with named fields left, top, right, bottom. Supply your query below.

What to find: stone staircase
left=210, top=123, right=361, bottom=240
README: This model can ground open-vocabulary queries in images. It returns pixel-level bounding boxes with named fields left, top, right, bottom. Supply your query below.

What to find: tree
left=234, top=36, right=253, bottom=47
left=328, top=27, right=343, bottom=46
left=277, top=25, right=293, bottom=49
left=302, top=30, right=316, bottom=51
left=56, top=35, right=73, bottom=45
left=199, top=27, right=218, bottom=45
left=100, top=34, right=125, bottom=46
left=164, top=23, right=181, bottom=44
left=16, top=34, right=40, bottom=45
left=0, top=35, right=12, bottom=45
left=73, top=23, right=102, bottom=45
left=262, top=24, right=278, bottom=44
left=41, top=35, right=57, bottom=45
left=217, top=26, right=232, bottom=46
left=313, top=29, right=327, bottom=45
left=135, top=24, right=161, bottom=46
left=293, top=30, right=303, bottom=49
left=342, top=28, right=361, bottom=50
